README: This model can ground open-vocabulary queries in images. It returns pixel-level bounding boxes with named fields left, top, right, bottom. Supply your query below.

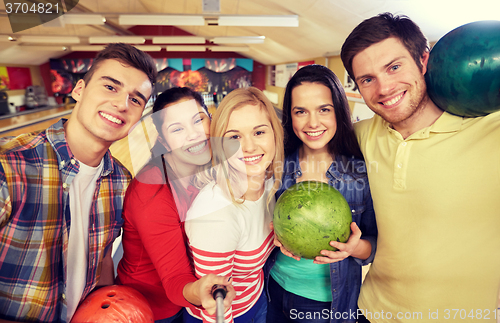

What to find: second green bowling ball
left=425, top=20, right=500, bottom=117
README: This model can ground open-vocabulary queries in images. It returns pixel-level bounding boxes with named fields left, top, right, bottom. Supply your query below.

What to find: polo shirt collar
left=384, top=111, right=463, bottom=140
left=428, top=111, right=463, bottom=133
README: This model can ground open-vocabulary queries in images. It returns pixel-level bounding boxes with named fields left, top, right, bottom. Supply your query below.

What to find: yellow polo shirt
left=355, top=111, right=500, bottom=322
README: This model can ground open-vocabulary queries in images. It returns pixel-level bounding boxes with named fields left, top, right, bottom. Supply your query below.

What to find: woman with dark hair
left=266, top=65, right=377, bottom=323
left=116, top=87, right=234, bottom=323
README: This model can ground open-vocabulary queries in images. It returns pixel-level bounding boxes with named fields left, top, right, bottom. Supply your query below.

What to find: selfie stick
left=211, top=284, right=227, bottom=323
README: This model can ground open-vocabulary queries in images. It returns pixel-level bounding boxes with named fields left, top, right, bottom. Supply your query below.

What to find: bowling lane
left=0, top=105, right=134, bottom=177
left=0, top=106, right=73, bottom=137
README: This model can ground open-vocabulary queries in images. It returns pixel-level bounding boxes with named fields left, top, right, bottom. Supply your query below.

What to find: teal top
left=270, top=252, right=332, bottom=302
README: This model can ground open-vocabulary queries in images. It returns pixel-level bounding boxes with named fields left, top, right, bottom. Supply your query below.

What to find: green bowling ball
left=425, top=20, right=500, bottom=117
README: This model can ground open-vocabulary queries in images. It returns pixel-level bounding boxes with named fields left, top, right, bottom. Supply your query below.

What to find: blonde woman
left=184, top=87, right=284, bottom=323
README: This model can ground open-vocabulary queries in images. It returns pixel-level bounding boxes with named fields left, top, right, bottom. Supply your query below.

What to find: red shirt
left=116, top=164, right=199, bottom=320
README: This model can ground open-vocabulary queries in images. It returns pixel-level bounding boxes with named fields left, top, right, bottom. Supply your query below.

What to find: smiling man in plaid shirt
left=0, top=43, right=157, bottom=323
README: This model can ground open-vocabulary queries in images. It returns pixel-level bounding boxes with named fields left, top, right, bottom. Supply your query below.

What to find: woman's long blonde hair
left=209, top=87, right=284, bottom=207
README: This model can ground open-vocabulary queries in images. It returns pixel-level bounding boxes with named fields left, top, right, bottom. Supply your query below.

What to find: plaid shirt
left=0, top=119, right=130, bottom=322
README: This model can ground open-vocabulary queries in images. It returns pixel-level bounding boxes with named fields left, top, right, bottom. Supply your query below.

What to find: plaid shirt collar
left=47, top=118, right=114, bottom=176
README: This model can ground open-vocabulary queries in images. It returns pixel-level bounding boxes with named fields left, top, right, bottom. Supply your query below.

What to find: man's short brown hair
left=83, top=43, right=157, bottom=93
left=341, top=12, right=429, bottom=82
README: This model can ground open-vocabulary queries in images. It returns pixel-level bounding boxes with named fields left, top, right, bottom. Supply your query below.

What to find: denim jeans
left=267, top=276, right=331, bottom=323
left=156, top=308, right=184, bottom=323
left=183, top=292, right=267, bottom=323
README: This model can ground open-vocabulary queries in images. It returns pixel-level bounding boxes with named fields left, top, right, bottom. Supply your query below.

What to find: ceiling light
left=89, top=36, right=145, bottom=44
left=210, top=46, right=249, bottom=52
left=18, top=36, right=80, bottom=44
left=119, top=15, right=205, bottom=26
left=217, top=15, right=298, bottom=27
left=212, top=36, right=265, bottom=44
left=62, top=14, right=106, bottom=25
left=133, top=45, right=162, bottom=52
left=117, top=14, right=298, bottom=27
left=152, top=36, right=206, bottom=44
left=70, top=45, right=106, bottom=51
left=202, top=0, right=220, bottom=13
left=20, top=46, right=70, bottom=51
left=166, top=46, right=207, bottom=52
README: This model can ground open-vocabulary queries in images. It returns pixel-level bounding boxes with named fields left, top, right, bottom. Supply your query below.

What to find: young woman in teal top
left=265, top=65, right=377, bottom=323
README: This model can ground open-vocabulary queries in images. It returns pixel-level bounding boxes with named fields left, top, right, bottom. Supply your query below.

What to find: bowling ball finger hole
left=106, top=292, right=116, bottom=297
left=101, top=301, right=111, bottom=309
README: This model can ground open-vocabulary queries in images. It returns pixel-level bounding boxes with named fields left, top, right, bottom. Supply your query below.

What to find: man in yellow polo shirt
left=340, top=13, right=500, bottom=322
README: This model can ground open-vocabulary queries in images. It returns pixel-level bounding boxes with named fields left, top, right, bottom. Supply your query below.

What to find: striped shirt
left=0, top=119, right=129, bottom=323
left=185, top=180, right=275, bottom=323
